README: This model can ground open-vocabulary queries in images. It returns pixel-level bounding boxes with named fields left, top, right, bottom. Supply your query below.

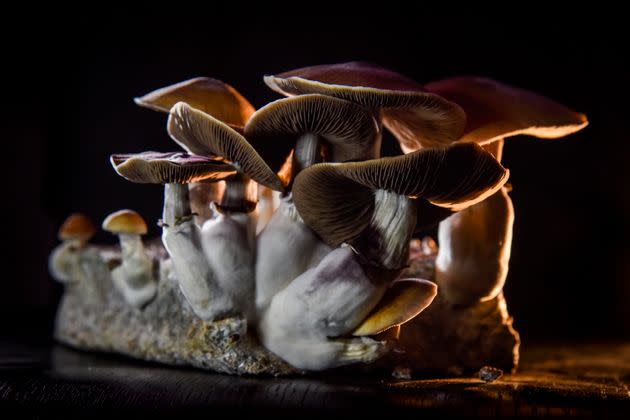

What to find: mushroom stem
left=117, top=233, right=154, bottom=289
left=49, top=239, right=85, bottom=284
left=218, top=173, right=258, bottom=213
left=259, top=247, right=389, bottom=370
left=161, top=183, right=233, bottom=320
left=293, top=133, right=323, bottom=173
left=255, top=194, right=332, bottom=313
left=353, top=189, right=418, bottom=270
left=162, top=183, right=191, bottom=226
left=435, top=185, right=514, bottom=305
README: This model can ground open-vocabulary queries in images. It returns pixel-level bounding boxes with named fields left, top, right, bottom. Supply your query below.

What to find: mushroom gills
left=259, top=247, right=389, bottom=370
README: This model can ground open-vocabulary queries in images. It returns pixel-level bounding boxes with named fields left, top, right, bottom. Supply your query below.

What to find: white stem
left=435, top=187, right=514, bottom=305
left=353, top=190, right=417, bottom=270
left=49, top=240, right=83, bottom=283
left=255, top=187, right=280, bottom=234
left=255, top=195, right=332, bottom=313
left=161, top=183, right=233, bottom=320
left=293, top=133, right=322, bottom=173
left=110, top=233, right=157, bottom=308
left=259, top=247, right=389, bottom=371
left=201, top=211, right=257, bottom=322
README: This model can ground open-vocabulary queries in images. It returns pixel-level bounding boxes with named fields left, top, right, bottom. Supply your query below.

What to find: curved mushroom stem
left=435, top=186, right=514, bottom=305
left=255, top=194, right=332, bottom=313
left=352, top=189, right=418, bottom=270
left=189, top=182, right=222, bottom=226
left=161, top=183, right=234, bottom=320
left=258, top=247, right=390, bottom=371
left=293, top=133, right=323, bottom=174
left=110, top=233, right=156, bottom=308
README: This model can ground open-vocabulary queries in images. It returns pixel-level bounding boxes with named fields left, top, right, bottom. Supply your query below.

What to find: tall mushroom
left=110, top=151, right=238, bottom=320
left=423, top=77, right=588, bottom=304
left=166, top=102, right=284, bottom=321
left=259, top=142, right=509, bottom=370
left=49, top=213, right=97, bottom=284
left=263, top=61, right=467, bottom=150
left=244, top=94, right=382, bottom=312
left=135, top=77, right=257, bottom=226
left=102, top=209, right=157, bottom=308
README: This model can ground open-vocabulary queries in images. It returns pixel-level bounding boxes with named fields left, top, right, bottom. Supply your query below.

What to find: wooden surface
left=1, top=339, right=629, bottom=418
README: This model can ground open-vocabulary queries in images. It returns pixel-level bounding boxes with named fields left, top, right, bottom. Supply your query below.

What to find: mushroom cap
left=134, top=77, right=255, bottom=126
left=102, top=209, right=148, bottom=235
left=58, top=213, right=97, bottom=242
left=167, top=102, right=284, bottom=191
left=292, top=142, right=509, bottom=246
left=425, top=76, right=588, bottom=147
left=110, top=151, right=236, bottom=184
left=353, top=278, right=437, bottom=336
left=244, top=94, right=381, bottom=173
left=264, top=61, right=467, bottom=148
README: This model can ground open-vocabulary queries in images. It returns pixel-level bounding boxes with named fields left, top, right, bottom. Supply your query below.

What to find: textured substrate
left=54, top=239, right=519, bottom=376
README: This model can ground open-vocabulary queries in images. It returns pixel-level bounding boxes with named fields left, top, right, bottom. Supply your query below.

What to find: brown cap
left=167, top=102, right=284, bottom=191
left=244, top=94, right=381, bottom=175
left=134, top=77, right=255, bottom=127
left=292, top=142, right=509, bottom=246
left=264, top=61, right=466, bottom=149
left=425, top=76, right=588, bottom=146
left=110, top=151, right=236, bottom=184
left=102, top=209, right=148, bottom=235
left=58, top=213, right=97, bottom=242
left=353, top=279, right=437, bottom=336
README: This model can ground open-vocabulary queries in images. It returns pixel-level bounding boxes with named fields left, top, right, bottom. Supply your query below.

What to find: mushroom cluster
left=49, top=62, right=587, bottom=372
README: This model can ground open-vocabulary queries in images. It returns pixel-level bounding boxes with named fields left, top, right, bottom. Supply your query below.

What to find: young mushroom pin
left=264, top=61, right=467, bottom=150
left=49, top=213, right=97, bottom=284
left=243, top=94, right=381, bottom=312
left=422, top=77, right=588, bottom=305
left=110, top=151, right=238, bottom=320
left=167, top=101, right=284, bottom=321
left=102, top=209, right=157, bottom=308
left=259, top=142, right=509, bottom=370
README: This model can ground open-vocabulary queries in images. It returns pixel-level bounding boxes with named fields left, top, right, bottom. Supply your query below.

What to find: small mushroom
left=49, top=213, right=97, bottom=284
left=166, top=102, right=284, bottom=321
left=424, top=77, right=588, bottom=304
left=243, top=94, right=381, bottom=311
left=264, top=61, right=467, bottom=150
left=102, top=209, right=157, bottom=308
left=110, top=151, right=237, bottom=320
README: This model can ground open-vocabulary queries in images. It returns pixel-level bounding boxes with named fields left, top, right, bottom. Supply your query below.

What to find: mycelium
left=166, top=101, right=284, bottom=321
left=244, top=94, right=381, bottom=312
left=258, top=142, right=509, bottom=370
left=102, top=209, right=157, bottom=308
left=49, top=213, right=97, bottom=284
left=423, top=77, right=588, bottom=305
left=110, top=151, right=238, bottom=320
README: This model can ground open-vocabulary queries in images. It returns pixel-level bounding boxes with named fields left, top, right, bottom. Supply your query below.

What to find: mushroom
left=422, top=77, right=588, bottom=304
left=49, top=213, right=97, bottom=284
left=259, top=142, right=509, bottom=370
left=263, top=61, right=467, bottom=150
left=110, top=151, right=237, bottom=320
left=102, top=209, right=157, bottom=308
left=166, top=102, right=284, bottom=321
left=135, top=77, right=257, bottom=227
left=243, top=94, right=381, bottom=312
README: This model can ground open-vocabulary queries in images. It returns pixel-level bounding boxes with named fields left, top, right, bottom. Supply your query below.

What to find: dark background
left=3, top=14, right=628, bottom=343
